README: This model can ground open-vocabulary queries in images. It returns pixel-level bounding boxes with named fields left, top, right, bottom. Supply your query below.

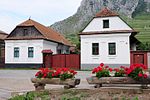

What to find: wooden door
left=43, top=54, right=52, bottom=68
left=133, top=54, right=144, bottom=64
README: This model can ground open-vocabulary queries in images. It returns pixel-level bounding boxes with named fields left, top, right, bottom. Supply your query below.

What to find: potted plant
left=87, top=63, right=149, bottom=88
left=31, top=67, right=80, bottom=90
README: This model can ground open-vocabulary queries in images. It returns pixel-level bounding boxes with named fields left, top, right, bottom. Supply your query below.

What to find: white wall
left=5, top=40, right=43, bottom=64
left=83, top=16, right=132, bottom=32
left=80, top=33, right=131, bottom=66
left=43, top=40, right=58, bottom=54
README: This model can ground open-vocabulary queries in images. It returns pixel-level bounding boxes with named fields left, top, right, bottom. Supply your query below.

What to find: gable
left=82, top=16, right=132, bottom=33
left=6, top=26, right=44, bottom=40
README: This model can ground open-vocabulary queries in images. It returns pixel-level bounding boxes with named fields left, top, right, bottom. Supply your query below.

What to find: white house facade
left=5, top=19, right=71, bottom=68
left=80, top=8, right=139, bottom=69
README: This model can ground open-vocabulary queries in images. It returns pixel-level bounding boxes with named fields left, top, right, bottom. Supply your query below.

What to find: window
left=28, top=47, right=34, bottom=58
left=23, top=29, right=28, bottom=36
left=14, top=47, right=19, bottom=58
left=103, top=20, right=109, bottom=28
left=57, top=49, right=61, bottom=54
left=92, top=43, right=99, bottom=55
left=108, top=43, right=116, bottom=55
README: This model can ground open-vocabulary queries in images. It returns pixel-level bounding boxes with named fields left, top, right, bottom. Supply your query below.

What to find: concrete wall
left=80, top=33, right=131, bottom=69
left=83, top=16, right=132, bottom=32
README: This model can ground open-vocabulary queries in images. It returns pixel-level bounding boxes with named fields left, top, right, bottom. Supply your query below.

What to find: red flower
left=114, top=68, right=119, bottom=72
left=98, top=67, right=103, bottom=71
left=35, top=71, right=40, bottom=76
left=73, top=71, right=77, bottom=75
left=105, top=66, right=109, bottom=68
left=109, top=68, right=113, bottom=72
left=62, top=68, right=69, bottom=72
left=100, top=63, right=104, bottom=67
left=138, top=73, right=143, bottom=77
left=120, top=66, right=125, bottom=69
left=143, top=74, right=148, bottom=78
left=92, top=68, right=98, bottom=74
left=126, top=69, right=132, bottom=75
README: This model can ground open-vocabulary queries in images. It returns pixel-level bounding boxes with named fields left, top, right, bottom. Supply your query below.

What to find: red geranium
left=35, top=67, right=77, bottom=80
left=114, top=66, right=127, bottom=77
left=126, top=64, right=148, bottom=80
left=92, top=63, right=111, bottom=78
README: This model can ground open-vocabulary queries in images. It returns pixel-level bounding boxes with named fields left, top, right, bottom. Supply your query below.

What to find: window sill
left=108, top=55, right=117, bottom=59
left=91, top=55, right=100, bottom=59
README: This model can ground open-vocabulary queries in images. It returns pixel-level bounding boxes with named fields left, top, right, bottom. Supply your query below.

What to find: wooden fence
left=51, top=54, right=80, bottom=70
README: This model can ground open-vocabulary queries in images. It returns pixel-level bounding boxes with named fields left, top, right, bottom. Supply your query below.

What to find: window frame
left=28, top=47, right=34, bottom=58
left=108, top=42, right=116, bottom=55
left=103, top=19, right=109, bottom=28
left=92, top=43, right=99, bottom=55
left=14, top=47, right=19, bottom=58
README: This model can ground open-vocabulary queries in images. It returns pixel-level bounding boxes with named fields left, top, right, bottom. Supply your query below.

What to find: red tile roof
left=0, top=30, right=8, bottom=40
left=95, top=7, right=119, bottom=17
left=6, top=19, right=72, bottom=46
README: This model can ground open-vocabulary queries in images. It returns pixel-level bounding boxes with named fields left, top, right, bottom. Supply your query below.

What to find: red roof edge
left=42, top=49, right=53, bottom=53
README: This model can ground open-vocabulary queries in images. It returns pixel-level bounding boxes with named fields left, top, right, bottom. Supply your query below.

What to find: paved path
left=0, top=70, right=93, bottom=100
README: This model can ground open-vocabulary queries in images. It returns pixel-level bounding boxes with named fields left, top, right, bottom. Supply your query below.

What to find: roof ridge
left=95, top=7, right=119, bottom=18
left=15, top=19, right=72, bottom=46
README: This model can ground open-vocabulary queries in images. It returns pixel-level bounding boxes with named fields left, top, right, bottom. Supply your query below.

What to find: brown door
left=133, top=54, right=144, bottom=64
left=43, top=54, right=52, bottom=68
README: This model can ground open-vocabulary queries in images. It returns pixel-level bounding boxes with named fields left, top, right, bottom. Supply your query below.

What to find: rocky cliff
left=50, top=0, right=150, bottom=43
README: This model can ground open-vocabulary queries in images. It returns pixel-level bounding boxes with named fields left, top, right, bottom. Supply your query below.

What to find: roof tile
left=7, top=19, right=72, bottom=46
left=95, top=7, right=118, bottom=17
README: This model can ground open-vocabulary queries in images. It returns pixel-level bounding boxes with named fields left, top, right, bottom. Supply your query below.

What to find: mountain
left=50, top=0, right=150, bottom=44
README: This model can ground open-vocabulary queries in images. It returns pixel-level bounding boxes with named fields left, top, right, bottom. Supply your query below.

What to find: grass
left=120, top=14, right=150, bottom=43
left=9, top=90, right=50, bottom=100
left=9, top=89, right=142, bottom=100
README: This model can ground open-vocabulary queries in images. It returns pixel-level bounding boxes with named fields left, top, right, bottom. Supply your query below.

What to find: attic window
left=23, top=29, right=28, bottom=36
left=103, top=20, right=109, bottom=28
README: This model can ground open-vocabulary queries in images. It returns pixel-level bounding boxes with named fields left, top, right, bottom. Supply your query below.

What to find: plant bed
left=87, top=63, right=149, bottom=89
left=31, top=68, right=80, bottom=90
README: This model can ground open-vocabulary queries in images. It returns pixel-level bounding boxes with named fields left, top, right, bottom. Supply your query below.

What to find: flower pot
left=31, top=78, right=80, bottom=90
left=86, top=76, right=149, bottom=89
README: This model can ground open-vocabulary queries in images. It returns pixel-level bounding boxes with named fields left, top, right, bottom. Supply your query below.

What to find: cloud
left=0, top=0, right=82, bottom=33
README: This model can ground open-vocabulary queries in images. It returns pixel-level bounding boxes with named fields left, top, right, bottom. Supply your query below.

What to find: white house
left=5, top=19, right=72, bottom=68
left=79, top=7, right=139, bottom=69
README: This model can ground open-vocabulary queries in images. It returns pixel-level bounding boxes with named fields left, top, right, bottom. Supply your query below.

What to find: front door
left=133, top=54, right=144, bottom=64
left=43, top=53, right=52, bottom=68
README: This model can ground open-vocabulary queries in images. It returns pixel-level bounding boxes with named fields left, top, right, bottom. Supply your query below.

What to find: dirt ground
left=39, top=88, right=150, bottom=100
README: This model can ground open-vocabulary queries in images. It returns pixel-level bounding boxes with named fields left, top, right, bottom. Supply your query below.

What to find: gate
left=130, top=51, right=148, bottom=68
left=52, top=54, right=80, bottom=70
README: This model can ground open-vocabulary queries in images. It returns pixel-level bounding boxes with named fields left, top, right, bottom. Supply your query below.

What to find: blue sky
left=0, top=0, right=82, bottom=33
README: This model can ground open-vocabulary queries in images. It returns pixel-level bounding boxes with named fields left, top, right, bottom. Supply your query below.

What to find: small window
left=103, top=20, right=109, bottom=28
left=14, top=47, right=19, bottom=58
left=92, top=43, right=99, bottom=55
left=23, top=29, right=28, bottom=36
left=57, top=49, right=61, bottom=54
left=108, top=43, right=116, bottom=55
left=28, top=47, right=34, bottom=58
